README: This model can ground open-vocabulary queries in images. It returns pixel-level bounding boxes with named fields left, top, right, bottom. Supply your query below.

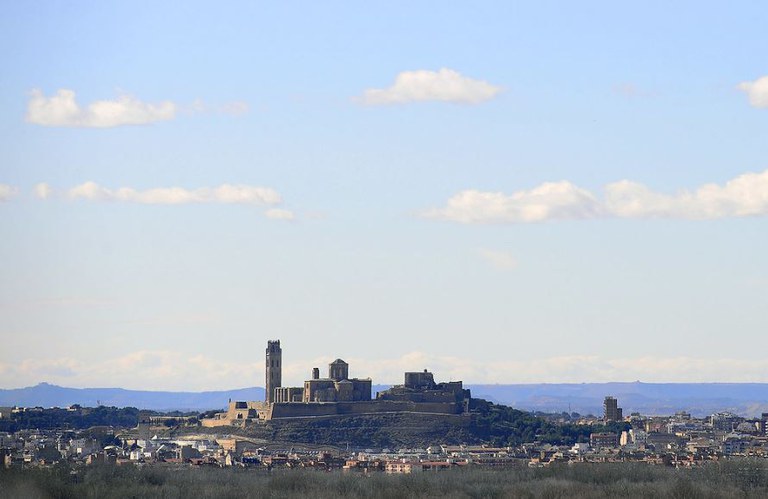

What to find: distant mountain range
left=467, top=382, right=768, bottom=418
left=2, top=382, right=768, bottom=417
left=0, top=383, right=264, bottom=412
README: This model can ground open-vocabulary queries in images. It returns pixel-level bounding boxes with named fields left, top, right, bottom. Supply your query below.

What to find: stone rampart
left=268, top=400, right=462, bottom=419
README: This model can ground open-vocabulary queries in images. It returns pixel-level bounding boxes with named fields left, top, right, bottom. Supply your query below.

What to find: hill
left=182, top=399, right=624, bottom=449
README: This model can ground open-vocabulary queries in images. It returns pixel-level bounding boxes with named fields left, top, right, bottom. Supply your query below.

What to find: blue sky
left=1, top=1, right=767, bottom=390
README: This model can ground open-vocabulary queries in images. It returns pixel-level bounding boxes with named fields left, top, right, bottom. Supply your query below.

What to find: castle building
left=275, top=358, right=372, bottom=403
left=378, top=369, right=471, bottom=412
left=303, top=358, right=372, bottom=402
left=202, top=340, right=470, bottom=426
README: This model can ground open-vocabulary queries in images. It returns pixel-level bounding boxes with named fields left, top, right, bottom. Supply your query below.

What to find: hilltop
left=179, top=399, right=623, bottom=449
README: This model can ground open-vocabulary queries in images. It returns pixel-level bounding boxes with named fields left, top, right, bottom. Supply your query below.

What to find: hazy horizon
left=2, top=2, right=767, bottom=391
left=9, top=378, right=768, bottom=393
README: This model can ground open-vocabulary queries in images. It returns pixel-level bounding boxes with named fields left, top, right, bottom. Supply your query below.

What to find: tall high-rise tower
left=603, top=396, right=622, bottom=422
left=266, top=340, right=282, bottom=403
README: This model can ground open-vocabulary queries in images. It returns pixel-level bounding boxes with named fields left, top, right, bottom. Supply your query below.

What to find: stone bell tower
left=266, top=340, right=282, bottom=403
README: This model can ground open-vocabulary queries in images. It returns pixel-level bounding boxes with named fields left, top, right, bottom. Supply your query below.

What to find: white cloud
left=423, top=181, right=602, bottom=223
left=3, top=296, right=117, bottom=312
left=737, top=76, right=768, bottom=108
left=188, top=99, right=250, bottom=116
left=425, top=169, right=768, bottom=223
left=220, top=101, right=250, bottom=116
left=477, top=248, right=518, bottom=271
left=326, top=353, right=768, bottom=385
left=67, top=181, right=281, bottom=205
left=4, top=350, right=768, bottom=390
left=26, top=89, right=176, bottom=128
left=1, top=351, right=262, bottom=391
left=34, top=182, right=53, bottom=200
left=612, top=83, right=656, bottom=98
left=18, top=358, right=81, bottom=378
left=0, top=184, right=17, bottom=201
left=359, top=68, right=502, bottom=105
left=265, top=208, right=295, bottom=220
left=605, top=169, right=768, bottom=219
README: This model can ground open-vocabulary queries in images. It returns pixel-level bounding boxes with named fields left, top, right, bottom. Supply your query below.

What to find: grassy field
left=3, top=460, right=768, bottom=498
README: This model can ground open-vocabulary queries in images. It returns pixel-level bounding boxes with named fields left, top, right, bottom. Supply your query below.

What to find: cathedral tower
left=266, top=340, right=282, bottom=403
left=329, top=358, right=349, bottom=381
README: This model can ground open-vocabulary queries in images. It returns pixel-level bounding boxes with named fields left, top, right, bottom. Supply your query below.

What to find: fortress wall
left=270, top=403, right=341, bottom=419
left=201, top=417, right=231, bottom=428
left=337, top=400, right=460, bottom=415
left=376, top=388, right=466, bottom=404
left=268, top=400, right=462, bottom=419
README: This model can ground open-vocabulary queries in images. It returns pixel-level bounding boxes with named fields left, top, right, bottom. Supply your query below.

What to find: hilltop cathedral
left=202, top=340, right=470, bottom=426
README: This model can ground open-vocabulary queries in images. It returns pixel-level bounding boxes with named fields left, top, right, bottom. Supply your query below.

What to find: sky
left=1, top=1, right=767, bottom=391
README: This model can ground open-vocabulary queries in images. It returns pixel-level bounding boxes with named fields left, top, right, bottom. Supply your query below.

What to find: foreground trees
left=3, top=461, right=768, bottom=498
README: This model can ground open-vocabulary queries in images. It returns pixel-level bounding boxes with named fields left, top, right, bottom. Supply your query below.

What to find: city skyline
left=1, top=2, right=767, bottom=390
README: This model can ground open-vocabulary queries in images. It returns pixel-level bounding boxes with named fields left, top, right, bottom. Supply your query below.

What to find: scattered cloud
left=5, top=351, right=767, bottom=390
left=66, top=181, right=281, bottom=205
left=0, top=296, right=117, bottom=312
left=737, top=76, right=768, bottom=108
left=0, top=184, right=17, bottom=201
left=0, top=351, right=262, bottom=391
left=605, top=169, right=768, bottom=219
left=117, top=311, right=219, bottom=327
left=26, top=89, right=176, bottom=128
left=34, top=182, right=52, bottom=200
left=188, top=99, right=250, bottom=116
left=477, top=248, right=518, bottom=271
left=18, top=358, right=81, bottom=378
left=423, top=181, right=602, bottom=223
left=219, top=101, right=250, bottom=116
left=359, top=68, right=502, bottom=105
left=424, top=169, right=768, bottom=223
left=612, top=83, right=656, bottom=98
left=265, top=208, right=295, bottom=220
left=311, top=352, right=768, bottom=385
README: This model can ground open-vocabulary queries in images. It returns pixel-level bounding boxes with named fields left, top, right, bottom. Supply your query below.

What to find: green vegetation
left=0, top=406, right=140, bottom=432
left=471, top=400, right=630, bottom=446
left=3, top=461, right=768, bottom=498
